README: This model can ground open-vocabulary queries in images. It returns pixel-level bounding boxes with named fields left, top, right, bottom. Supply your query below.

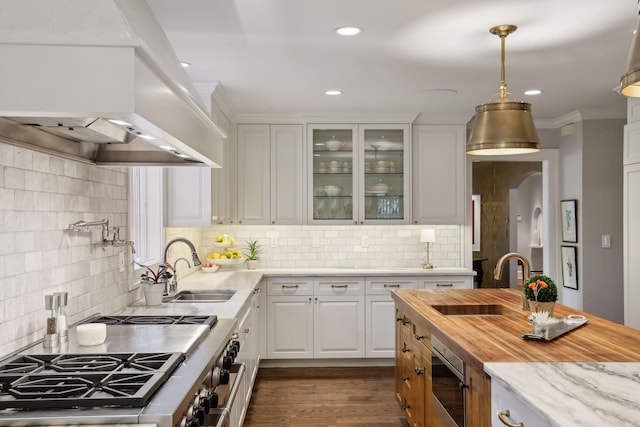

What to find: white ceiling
left=147, top=0, right=638, bottom=123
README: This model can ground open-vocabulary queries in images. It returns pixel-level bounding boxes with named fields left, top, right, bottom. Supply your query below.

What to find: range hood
left=0, top=0, right=224, bottom=167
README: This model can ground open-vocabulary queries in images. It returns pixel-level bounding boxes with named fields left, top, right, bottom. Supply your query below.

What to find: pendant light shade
left=621, top=15, right=640, bottom=97
left=467, top=25, right=540, bottom=156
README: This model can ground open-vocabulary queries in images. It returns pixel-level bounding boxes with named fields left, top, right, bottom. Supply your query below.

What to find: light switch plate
left=602, top=234, right=611, bottom=249
left=119, top=252, right=125, bottom=272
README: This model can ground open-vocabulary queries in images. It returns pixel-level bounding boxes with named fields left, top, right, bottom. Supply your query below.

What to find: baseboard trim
left=259, top=358, right=394, bottom=368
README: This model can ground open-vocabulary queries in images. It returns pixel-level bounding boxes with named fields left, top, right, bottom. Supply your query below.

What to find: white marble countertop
left=117, top=267, right=474, bottom=319
left=206, top=266, right=475, bottom=277
left=485, top=362, right=640, bottom=427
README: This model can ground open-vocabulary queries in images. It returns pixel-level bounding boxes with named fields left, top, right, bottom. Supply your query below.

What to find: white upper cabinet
left=270, top=124, right=305, bottom=224
left=237, top=124, right=305, bottom=225
left=308, top=123, right=410, bottom=224
left=164, top=167, right=212, bottom=227
left=237, top=124, right=271, bottom=224
left=412, top=124, right=465, bottom=224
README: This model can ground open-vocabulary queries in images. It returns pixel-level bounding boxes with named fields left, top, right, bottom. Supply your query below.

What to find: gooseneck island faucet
left=493, top=252, right=531, bottom=310
left=163, top=238, right=201, bottom=295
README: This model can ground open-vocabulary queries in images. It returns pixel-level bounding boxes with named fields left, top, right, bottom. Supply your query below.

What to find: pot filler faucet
left=163, top=238, right=201, bottom=295
left=493, top=252, right=531, bottom=282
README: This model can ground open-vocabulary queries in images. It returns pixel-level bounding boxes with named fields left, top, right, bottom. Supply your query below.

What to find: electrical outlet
left=361, top=236, right=369, bottom=248
left=602, top=234, right=611, bottom=249
left=119, top=252, right=125, bottom=272
left=271, top=237, right=278, bottom=248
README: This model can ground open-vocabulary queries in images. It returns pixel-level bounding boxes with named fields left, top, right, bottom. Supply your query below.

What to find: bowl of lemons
left=213, top=234, right=236, bottom=248
left=207, top=249, right=244, bottom=267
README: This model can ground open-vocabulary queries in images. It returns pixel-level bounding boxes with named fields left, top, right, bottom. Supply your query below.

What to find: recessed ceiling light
left=524, top=89, right=543, bottom=96
left=180, top=61, right=191, bottom=68
left=335, top=26, right=362, bottom=36
left=325, top=90, right=343, bottom=96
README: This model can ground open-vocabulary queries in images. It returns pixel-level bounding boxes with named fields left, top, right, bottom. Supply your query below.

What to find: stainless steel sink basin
left=163, top=290, right=236, bottom=303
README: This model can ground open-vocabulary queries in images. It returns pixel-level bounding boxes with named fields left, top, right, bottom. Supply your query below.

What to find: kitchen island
left=391, top=288, right=640, bottom=427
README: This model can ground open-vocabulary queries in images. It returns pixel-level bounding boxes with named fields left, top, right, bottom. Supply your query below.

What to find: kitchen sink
left=431, top=304, right=520, bottom=316
left=163, top=290, right=236, bottom=303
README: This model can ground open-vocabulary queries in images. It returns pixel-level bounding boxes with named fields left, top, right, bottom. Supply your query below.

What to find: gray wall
left=559, top=118, right=624, bottom=322
left=582, top=119, right=624, bottom=323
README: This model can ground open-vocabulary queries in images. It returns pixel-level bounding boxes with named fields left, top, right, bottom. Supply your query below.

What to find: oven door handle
left=213, top=363, right=246, bottom=427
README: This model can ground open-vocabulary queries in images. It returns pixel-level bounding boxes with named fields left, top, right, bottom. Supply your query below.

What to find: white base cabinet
left=231, top=281, right=265, bottom=427
left=491, top=379, right=552, bottom=427
left=265, top=274, right=472, bottom=361
left=266, top=277, right=365, bottom=359
left=365, top=277, right=421, bottom=358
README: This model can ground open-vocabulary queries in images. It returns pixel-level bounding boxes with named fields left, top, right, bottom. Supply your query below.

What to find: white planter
left=246, top=260, right=260, bottom=270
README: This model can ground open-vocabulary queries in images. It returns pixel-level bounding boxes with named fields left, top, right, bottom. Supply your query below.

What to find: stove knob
left=180, top=417, right=199, bottom=427
left=222, top=354, right=233, bottom=370
left=231, top=339, right=241, bottom=353
left=198, top=390, right=212, bottom=412
left=209, top=390, right=219, bottom=408
left=187, top=405, right=205, bottom=425
left=219, top=369, right=230, bottom=385
left=227, top=347, right=237, bottom=359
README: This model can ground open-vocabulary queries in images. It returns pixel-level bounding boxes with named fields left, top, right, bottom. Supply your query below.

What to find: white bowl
left=323, top=185, right=342, bottom=196
left=201, top=265, right=220, bottom=273
left=77, top=323, right=107, bottom=346
left=370, top=182, right=390, bottom=192
left=209, top=257, right=244, bottom=267
left=325, top=138, right=343, bottom=151
left=328, top=167, right=341, bottom=173
left=317, top=168, right=328, bottom=173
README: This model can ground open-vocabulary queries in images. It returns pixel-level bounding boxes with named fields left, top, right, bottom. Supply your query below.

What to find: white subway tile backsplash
left=167, top=223, right=463, bottom=270
left=0, top=144, right=130, bottom=355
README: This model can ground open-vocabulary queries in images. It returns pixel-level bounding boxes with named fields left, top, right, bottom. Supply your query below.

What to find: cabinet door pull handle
left=497, top=410, right=524, bottom=427
left=436, top=283, right=454, bottom=287
left=415, top=334, right=425, bottom=340
left=401, top=404, right=409, bottom=411
left=331, top=284, right=348, bottom=289
left=401, top=376, right=409, bottom=382
left=414, top=368, right=424, bottom=375
left=282, top=284, right=299, bottom=289
left=401, top=348, right=410, bottom=353
left=383, top=284, right=400, bottom=288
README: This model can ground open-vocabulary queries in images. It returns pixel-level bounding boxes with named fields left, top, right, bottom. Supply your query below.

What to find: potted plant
left=244, top=239, right=262, bottom=269
left=138, top=263, right=173, bottom=305
left=523, top=274, right=558, bottom=316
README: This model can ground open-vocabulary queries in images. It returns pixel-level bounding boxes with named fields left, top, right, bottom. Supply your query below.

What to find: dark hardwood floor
left=243, top=366, right=407, bottom=427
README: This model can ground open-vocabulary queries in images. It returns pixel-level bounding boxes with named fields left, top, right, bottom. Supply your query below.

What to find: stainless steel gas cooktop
left=0, top=352, right=184, bottom=409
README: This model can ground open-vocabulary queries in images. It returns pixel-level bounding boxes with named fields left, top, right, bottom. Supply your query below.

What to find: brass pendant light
left=467, top=25, right=540, bottom=155
left=621, top=10, right=640, bottom=97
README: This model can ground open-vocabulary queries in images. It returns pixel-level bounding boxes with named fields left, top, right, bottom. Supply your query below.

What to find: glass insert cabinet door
left=309, top=124, right=358, bottom=223
left=360, top=125, right=408, bottom=223
left=308, top=123, right=409, bottom=224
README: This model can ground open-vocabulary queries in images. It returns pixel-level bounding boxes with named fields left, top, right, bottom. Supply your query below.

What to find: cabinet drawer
left=420, top=276, right=472, bottom=290
left=492, top=379, right=552, bottom=427
left=267, top=277, right=314, bottom=295
left=314, top=277, right=365, bottom=295
left=366, top=277, right=420, bottom=295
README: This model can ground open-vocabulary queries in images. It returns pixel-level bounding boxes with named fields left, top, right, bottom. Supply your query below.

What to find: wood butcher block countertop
left=391, top=288, right=640, bottom=374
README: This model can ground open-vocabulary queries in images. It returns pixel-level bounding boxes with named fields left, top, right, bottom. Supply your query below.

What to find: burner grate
left=0, top=352, right=184, bottom=409
left=87, top=315, right=217, bottom=327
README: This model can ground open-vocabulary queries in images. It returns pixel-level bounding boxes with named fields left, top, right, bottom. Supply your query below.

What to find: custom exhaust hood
left=0, top=0, right=225, bottom=167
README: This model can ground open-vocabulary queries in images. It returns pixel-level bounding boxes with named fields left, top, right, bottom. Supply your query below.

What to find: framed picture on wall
left=561, top=245, right=578, bottom=289
left=560, top=199, right=577, bottom=243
